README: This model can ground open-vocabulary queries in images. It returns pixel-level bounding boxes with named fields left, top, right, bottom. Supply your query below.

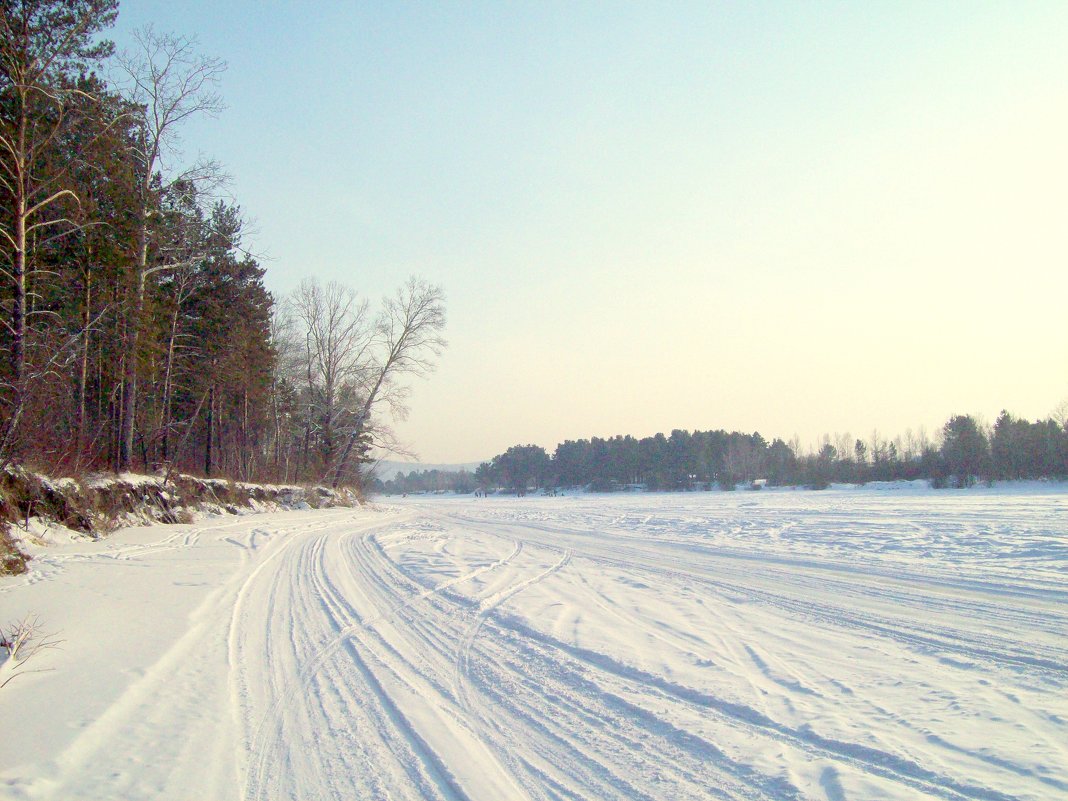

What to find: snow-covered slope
left=1, top=486, right=1065, bottom=800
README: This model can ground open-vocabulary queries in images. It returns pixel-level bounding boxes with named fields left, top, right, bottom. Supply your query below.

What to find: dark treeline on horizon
left=373, top=410, right=1068, bottom=495
left=0, top=1, right=445, bottom=487
left=374, top=467, right=478, bottom=496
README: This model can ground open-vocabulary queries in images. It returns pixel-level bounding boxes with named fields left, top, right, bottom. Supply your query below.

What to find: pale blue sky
left=112, top=2, right=1068, bottom=462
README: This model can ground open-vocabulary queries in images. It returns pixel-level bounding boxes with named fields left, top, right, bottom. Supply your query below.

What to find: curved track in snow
left=2, top=489, right=1066, bottom=800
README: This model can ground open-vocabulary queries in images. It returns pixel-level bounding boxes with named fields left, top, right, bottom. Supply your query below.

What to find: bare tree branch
left=0, top=615, right=63, bottom=690
left=111, top=26, right=227, bottom=470
left=330, top=277, right=447, bottom=487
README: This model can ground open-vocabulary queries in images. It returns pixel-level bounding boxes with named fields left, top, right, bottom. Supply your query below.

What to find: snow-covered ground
left=1, top=485, right=1066, bottom=800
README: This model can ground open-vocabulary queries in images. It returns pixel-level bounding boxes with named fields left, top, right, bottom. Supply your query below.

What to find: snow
left=82, top=471, right=166, bottom=489
left=1, top=486, right=1066, bottom=800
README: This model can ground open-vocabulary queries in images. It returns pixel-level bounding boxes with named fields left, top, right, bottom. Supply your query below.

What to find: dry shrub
left=0, top=614, right=62, bottom=687
left=0, top=527, right=29, bottom=576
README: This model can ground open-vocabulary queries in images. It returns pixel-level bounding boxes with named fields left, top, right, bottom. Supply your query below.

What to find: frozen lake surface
left=2, top=485, right=1066, bottom=799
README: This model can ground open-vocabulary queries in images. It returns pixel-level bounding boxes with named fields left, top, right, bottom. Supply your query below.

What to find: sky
left=110, top=2, right=1068, bottom=464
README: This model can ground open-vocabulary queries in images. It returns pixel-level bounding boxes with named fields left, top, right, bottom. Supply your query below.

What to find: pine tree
left=940, top=415, right=989, bottom=487
left=0, top=0, right=119, bottom=462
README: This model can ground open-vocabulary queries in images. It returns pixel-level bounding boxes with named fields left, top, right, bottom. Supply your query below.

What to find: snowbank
left=0, top=467, right=360, bottom=574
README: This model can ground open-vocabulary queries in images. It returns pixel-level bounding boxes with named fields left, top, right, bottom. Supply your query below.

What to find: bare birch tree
left=288, top=278, right=372, bottom=475
left=1053, top=399, right=1068, bottom=431
left=155, top=256, right=200, bottom=461
left=331, top=277, right=446, bottom=487
left=112, top=25, right=225, bottom=470
left=265, top=301, right=303, bottom=480
left=277, top=276, right=446, bottom=486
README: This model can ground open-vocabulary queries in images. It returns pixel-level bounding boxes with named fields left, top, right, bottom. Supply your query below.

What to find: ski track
left=1, top=489, right=1066, bottom=800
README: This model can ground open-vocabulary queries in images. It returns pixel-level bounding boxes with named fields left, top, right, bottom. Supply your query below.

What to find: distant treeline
left=373, top=468, right=477, bottom=496
left=374, top=410, right=1068, bottom=495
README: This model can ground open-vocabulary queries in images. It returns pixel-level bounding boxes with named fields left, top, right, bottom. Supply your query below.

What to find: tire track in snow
left=431, top=508, right=1048, bottom=801
left=450, top=547, right=572, bottom=799
left=243, top=521, right=528, bottom=801
left=29, top=513, right=340, bottom=800
left=461, top=614, right=787, bottom=801
left=451, top=545, right=778, bottom=799
left=492, top=614, right=1023, bottom=801
left=458, top=546, right=572, bottom=684
left=463, top=513, right=1068, bottom=677
left=425, top=515, right=794, bottom=801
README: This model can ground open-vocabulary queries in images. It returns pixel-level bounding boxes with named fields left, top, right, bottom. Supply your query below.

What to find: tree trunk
left=1, top=107, right=29, bottom=463
left=119, top=221, right=149, bottom=471
left=2, top=191, right=28, bottom=461
left=160, top=302, right=181, bottom=461
left=204, top=383, right=215, bottom=477
left=241, top=389, right=250, bottom=480
left=331, top=370, right=385, bottom=488
left=76, top=264, right=92, bottom=457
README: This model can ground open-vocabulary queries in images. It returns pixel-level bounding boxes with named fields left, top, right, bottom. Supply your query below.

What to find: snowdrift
left=0, top=467, right=360, bottom=574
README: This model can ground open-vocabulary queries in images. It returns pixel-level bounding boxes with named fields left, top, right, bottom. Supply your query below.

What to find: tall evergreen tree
left=940, top=415, right=989, bottom=487
left=0, top=0, right=118, bottom=462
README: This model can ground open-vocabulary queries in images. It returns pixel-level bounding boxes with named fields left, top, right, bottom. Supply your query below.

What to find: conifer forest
left=0, top=1, right=445, bottom=486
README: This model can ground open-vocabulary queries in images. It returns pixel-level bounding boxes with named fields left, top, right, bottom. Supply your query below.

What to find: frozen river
left=2, top=485, right=1066, bottom=800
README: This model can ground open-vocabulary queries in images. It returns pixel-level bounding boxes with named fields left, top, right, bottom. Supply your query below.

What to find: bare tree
left=834, top=432, right=853, bottom=464
left=265, top=303, right=303, bottom=480
left=1052, top=398, right=1068, bottom=430
left=156, top=258, right=201, bottom=461
left=288, top=278, right=372, bottom=474
left=903, top=428, right=917, bottom=461
left=869, top=429, right=886, bottom=464
left=112, top=26, right=225, bottom=470
left=331, top=277, right=446, bottom=487
left=278, top=277, right=445, bottom=486
left=0, top=613, right=62, bottom=689
left=919, top=425, right=934, bottom=451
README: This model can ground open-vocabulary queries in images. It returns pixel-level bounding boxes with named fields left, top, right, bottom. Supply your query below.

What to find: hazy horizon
left=112, top=2, right=1068, bottom=463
